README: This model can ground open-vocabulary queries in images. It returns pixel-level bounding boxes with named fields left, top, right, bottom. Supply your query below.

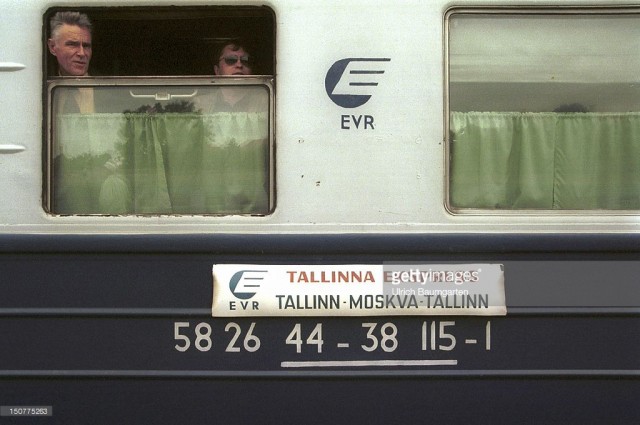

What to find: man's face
left=214, top=45, right=252, bottom=76
left=48, top=24, right=92, bottom=76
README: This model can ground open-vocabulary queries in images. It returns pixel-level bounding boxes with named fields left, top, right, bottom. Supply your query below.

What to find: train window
left=447, top=9, right=640, bottom=211
left=44, top=7, right=275, bottom=215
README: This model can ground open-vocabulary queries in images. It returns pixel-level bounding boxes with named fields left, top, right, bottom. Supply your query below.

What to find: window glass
left=49, top=80, right=272, bottom=215
left=448, top=10, right=640, bottom=210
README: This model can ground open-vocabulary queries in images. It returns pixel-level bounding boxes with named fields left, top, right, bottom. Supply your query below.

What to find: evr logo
left=325, top=58, right=391, bottom=108
left=229, top=270, right=267, bottom=300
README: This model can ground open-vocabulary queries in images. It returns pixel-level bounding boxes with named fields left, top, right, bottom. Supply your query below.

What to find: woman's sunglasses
left=221, top=55, right=250, bottom=66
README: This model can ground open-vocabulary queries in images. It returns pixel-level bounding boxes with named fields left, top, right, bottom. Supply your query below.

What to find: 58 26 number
left=174, top=322, right=260, bottom=353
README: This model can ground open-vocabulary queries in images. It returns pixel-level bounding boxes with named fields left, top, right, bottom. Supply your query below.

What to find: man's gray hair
left=49, top=11, right=92, bottom=39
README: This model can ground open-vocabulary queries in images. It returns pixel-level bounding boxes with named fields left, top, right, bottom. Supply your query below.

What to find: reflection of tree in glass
left=55, top=151, right=115, bottom=214
left=123, top=100, right=198, bottom=114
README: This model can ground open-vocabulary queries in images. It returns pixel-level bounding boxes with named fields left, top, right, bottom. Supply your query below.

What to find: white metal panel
left=0, top=0, right=639, bottom=233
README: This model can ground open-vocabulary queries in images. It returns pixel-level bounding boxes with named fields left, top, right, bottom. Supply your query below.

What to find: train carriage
left=0, top=0, right=639, bottom=423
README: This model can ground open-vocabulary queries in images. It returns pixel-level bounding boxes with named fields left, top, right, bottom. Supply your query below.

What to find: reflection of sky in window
left=449, top=15, right=640, bottom=83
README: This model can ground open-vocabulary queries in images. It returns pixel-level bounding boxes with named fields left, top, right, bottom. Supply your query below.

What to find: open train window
left=446, top=8, right=640, bottom=211
left=44, top=7, right=275, bottom=215
left=44, top=7, right=274, bottom=76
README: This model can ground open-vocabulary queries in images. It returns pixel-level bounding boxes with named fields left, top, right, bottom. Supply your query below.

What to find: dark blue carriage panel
left=1, top=234, right=639, bottom=423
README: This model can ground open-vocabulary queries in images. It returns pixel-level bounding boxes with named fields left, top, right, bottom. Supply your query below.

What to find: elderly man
left=48, top=12, right=94, bottom=114
left=48, top=11, right=92, bottom=76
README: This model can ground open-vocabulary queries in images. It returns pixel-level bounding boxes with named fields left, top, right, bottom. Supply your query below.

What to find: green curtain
left=54, top=112, right=269, bottom=215
left=450, top=112, right=640, bottom=209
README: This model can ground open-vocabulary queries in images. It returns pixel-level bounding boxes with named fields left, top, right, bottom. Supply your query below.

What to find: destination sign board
left=211, top=264, right=506, bottom=317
